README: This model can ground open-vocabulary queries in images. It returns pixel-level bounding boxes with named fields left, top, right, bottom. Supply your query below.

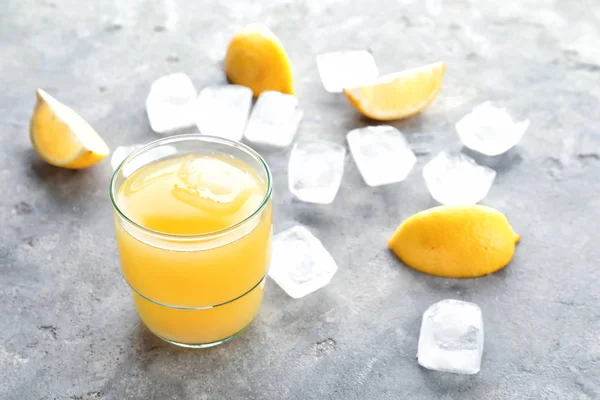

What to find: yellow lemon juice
left=114, top=153, right=272, bottom=346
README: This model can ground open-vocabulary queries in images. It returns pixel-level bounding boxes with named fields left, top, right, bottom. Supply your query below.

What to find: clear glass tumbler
left=110, top=135, right=273, bottom=348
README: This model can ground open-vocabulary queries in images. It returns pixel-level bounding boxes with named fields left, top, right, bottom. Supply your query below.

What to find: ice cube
left=196, top=85, right=253, bottom=141
left=244, top=91, right=303, bottom=147
left=111, top=144, right=145, bottom=171
left=456, top=102, right=530, bottom=156
left=426, top=0, right=443, bottom=16
left=268, top=226, right=338, bottom=299
left=146, top=73, right=197, bottom=134
left=316, top=50, right=378, bottom=93
left=347, top=125, right=416, bottom=187
left=173, top=156, right=252, bottom=213
left=423, top=151, right=496, bottom=205
left=418, top=299, right=484, bottom=375
left=288, top=140, right=346, bottom=204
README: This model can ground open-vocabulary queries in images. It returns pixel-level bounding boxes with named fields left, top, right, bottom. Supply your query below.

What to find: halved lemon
left=388, top=204, right=520, bottom=278
left=30, top=89, right=109, bottom=169
left=344, top=62, right=446, bottom=121
left=224, top=24, right=294, bottom=97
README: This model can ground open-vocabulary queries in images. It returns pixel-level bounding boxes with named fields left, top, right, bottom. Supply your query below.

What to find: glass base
left=152, top=327, right=246, bottom=349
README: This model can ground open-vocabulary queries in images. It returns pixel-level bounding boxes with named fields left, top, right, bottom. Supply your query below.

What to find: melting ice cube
left=173, top=156, right=252, bottom=213
left=347, top=125, right=416, bottom=187
left=422, top=151, right=496, bottom=205
left=146, top=73, right=197, bottom=134
left=288, top=140, right=346, bottom=204
left=426, top=0, right=443, bottom=17
left=418, top=299, right=484, bottom=375
left=456, top=102, right=530, bottom=156
left=244, top=91, right=303, bottom=147
left=268, top=226, right=338, bottom=299
left=196, top=85, right=253, bottom=141
left=316, top=50, right=378, bottom=93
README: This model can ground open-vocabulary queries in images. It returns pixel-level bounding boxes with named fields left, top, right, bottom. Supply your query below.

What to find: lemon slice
left=344, top=62, right=446, bottom=121
left=29, top=89, right=109, bottom=169
left=225, top=24, right=294, bottom=97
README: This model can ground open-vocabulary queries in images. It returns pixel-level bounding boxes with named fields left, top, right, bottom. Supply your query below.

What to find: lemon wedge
left=30, top=89, right=109, bottom=169
left=389, top=205, right=520, bottom=278
left=225, top=24, right=294, bottom=97
left=344, top=62, right=446, bottom=121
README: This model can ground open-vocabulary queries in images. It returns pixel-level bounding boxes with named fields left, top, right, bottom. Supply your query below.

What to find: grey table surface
left=1, top=0, right=600, bottom=399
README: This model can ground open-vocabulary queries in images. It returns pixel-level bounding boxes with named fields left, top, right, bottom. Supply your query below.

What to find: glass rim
left=109, top=134, right=273, bottom=240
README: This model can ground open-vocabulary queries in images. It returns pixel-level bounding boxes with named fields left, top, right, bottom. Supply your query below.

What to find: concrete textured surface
left=1, top=0, right=599, bottom=399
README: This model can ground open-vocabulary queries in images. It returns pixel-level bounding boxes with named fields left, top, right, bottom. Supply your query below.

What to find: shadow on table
left=24, top=148, right=109, bottom=203
left=353, top=112, right=427, bottom=133
left=27, top=149, right=80, bottom=182
left=462, top=146, right=523, bottom=173
left=417, top=366, right=478, bottom=393
left=393, top=253, right=511, bottom=296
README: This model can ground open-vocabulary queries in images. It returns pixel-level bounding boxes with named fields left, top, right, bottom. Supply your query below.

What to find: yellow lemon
left=225, top=24, right=294, bottom=97
left=30, top=89, right=109, bottom=169
left=388, top=205, right=520, bottom=278
left=344, top=62, right=445, bottom=121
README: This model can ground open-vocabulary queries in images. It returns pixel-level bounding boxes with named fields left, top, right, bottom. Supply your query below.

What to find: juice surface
left=114, top=153, right=272, bottom=345
left=117, top=154, right=266, bottom=234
